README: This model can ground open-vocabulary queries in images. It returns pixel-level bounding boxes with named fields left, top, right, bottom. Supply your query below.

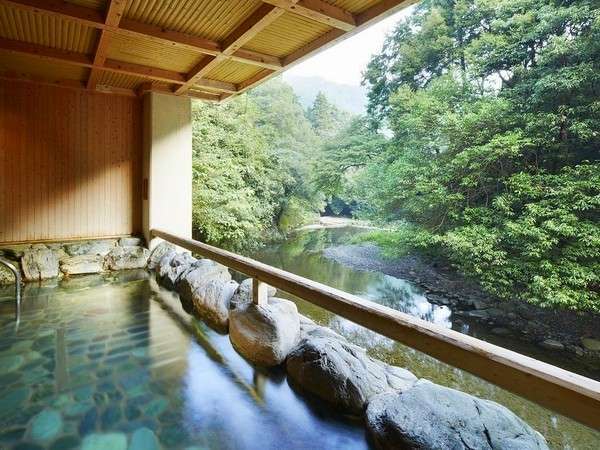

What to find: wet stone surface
left=0, top=271, right=372, bottom=450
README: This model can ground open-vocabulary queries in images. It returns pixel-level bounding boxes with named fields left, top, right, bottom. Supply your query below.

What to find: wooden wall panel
left=0, top=79, right=142, bottom=243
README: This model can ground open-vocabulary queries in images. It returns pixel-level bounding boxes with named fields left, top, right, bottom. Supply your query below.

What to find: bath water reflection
left=251, top=227, right=600, bottom=450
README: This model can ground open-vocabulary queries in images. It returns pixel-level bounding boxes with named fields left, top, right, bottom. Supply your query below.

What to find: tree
left=354, top=0, right=600, bottom=311
left=307, top=92, right=350, bottom=139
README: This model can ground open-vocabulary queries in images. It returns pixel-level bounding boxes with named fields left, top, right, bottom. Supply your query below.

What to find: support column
left=142, top=92, right=192, bottom=248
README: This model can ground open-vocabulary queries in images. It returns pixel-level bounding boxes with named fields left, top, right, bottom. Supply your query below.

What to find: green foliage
left=191, top=78, right=329, bottom=251
left=344, top=0, right=600, bottom=311
left=191, top=100, right=288, bottom=251
left=307, top=92, right=351, bottom=139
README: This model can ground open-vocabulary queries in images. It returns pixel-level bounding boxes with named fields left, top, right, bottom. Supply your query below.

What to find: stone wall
left=0, top=237, right=149, bottom=284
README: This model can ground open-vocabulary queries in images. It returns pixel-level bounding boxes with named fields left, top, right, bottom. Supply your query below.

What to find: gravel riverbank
left=323, top=243, right=600, bottom=373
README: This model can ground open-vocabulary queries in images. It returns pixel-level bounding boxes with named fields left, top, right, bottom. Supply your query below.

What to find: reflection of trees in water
left=367, top=276, right=452, bottom=328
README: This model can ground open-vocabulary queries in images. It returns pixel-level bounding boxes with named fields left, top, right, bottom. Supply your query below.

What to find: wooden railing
left=151, top=228, right=600, bottom=430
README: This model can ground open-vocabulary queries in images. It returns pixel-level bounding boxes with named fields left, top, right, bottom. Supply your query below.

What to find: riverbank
left=296, top=216, right=379, bottom=231
left=323, top=243, right=600, bottom=371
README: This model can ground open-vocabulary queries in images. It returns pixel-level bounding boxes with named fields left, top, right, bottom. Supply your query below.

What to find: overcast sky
left=283, top=6, right=415, bottom=87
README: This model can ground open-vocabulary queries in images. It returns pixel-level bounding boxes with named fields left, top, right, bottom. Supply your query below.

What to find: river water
left=251, top=227, right=600, bottom=450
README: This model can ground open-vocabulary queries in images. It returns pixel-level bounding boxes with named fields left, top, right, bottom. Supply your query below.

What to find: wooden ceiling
left=0, top=0, right=415, bottom=101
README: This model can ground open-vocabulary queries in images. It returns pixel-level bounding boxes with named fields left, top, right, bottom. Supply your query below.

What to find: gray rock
left=539, top=339, right=564, bottom=351
left=176, top=259, right=231, bottom=305
left=229, top=297, right=300, bottom=366
left=189, top=279, right=239, bottom=332
left=581, top=338, right=600, bottom=352
left=157, top=252, right=196, bottom=289
left=0, top=258, right=19, bottom=285
left=466, top=310, right=490, bottom=320
left=147, top=241, right=177, bottom=270
left=119, top=236, right=144, bottom=247
left=299, top=315, right=346, bottom=341
left=21, top=246, right=59, bottom=281
left=286, top=334, right=416, bottom=415
left=105, top=246, right=149, bottom=271
left=59, top=254, right=105, bottom=275
left=64, top=239, right=117, bottom=257
left=230, top=278, right=276, bottom=309
left=366, top=380, right=548, bottom=450
left=491, top=327, right=510, bottom=336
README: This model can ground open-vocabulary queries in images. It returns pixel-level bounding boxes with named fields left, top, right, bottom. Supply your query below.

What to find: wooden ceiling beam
left=0, top=0, right=282, bottom=70
left=87, top=0, right=127, bottom=89
left=0, top=37, right=237, bottom=93
left=262, top=0, right=356, bottom=31
left=0, top=71, right=136, bottom=96
left=0, top=0, right=104, bottom=27
left=176, top=3, right=288, bottom=95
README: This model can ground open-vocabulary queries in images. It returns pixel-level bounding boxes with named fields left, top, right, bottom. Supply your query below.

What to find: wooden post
left=252, top=279, right=268, bottom=306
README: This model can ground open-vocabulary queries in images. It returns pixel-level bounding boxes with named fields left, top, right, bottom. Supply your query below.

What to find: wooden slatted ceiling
left=0, top=3, right=97, bottom=53
left=124, top=0, right=263, bottom=42
left=106, top=31, right=202, bottom=73
left=0, top=52, right=87, bottom=82
left=206, top=59, right=264, bottom=85
left=244, top=12, right=332, bottom=58
left=0, top=0, right=415, bottom=100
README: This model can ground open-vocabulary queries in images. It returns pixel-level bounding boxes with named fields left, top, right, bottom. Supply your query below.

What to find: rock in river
left=366, top=379, right=549, bottom=450
left=286, top=333, right=416, bottom=415
left=229, top=297, right=300, bottom=366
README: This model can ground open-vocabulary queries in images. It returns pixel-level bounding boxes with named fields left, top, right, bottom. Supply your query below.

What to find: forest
left=191, top=0, right=599, bottom=312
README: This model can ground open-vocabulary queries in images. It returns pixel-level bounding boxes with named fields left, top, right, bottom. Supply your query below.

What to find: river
left=250, top=226, right=600, bottom=450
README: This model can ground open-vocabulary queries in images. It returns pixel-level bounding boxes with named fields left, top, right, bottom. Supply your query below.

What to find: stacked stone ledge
left=150, top=243, right=549, bottom=450
left=0, top=236, right=149, bottom=283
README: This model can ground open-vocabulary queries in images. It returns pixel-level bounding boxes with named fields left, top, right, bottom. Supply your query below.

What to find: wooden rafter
left=87, top=0, right=127, bottom=89
left=0, top=0, right=282, bottom=71
left=175, top=3, right=289, bottom=95
left=0, top=0, right=419, bottom=102
left=0, top=37, right=237, bottom=93
left=262, top=0, right=356, bottom=31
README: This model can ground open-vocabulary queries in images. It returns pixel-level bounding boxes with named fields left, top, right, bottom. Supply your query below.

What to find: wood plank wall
left=0, top=79, right=142, bottom=243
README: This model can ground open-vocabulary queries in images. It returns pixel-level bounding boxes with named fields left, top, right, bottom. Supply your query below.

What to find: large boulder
left=286, top=334, right=416, bottom=415
left=366, top=380, right=549, bottom=450
left=105, top=246, right=149, bottom=271
left=59, top=254, right=105, bottom=275
left=230, top=278, right=276, bottom=309
left=64, top=239, right=116, bottom=257
left=176, top=259, right=231, bottom=307
left=157, top=252, right=196, bottom=289
left=229, top=297, right=300, bottom=366
left=190, top=279, right=239, bottom=332
left=21, top=245, right=59, bottom=281
left=147, top=241, right=177, bottom=270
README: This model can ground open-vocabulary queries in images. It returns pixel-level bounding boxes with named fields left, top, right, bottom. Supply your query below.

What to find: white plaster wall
left=142, top=92, right=192, bottom=248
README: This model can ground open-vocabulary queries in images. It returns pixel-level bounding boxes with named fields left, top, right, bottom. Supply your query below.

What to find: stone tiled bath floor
left=0, top=271, right=367, bottom=450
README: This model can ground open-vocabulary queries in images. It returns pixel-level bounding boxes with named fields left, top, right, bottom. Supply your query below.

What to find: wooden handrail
left=151, top=228, right=600, bottom=430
